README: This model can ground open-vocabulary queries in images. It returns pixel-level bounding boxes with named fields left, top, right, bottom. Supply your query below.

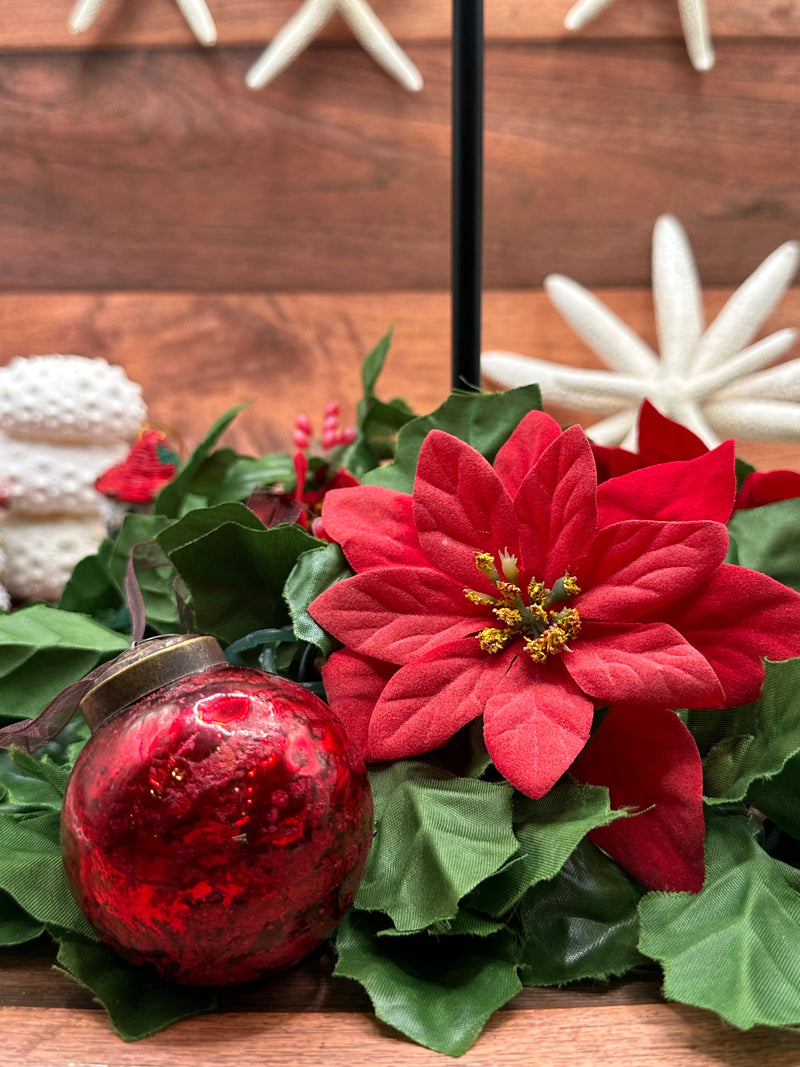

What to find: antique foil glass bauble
left=61, top=635, right=373, bottom=986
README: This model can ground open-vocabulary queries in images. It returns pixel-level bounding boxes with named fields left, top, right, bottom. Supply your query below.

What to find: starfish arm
left=703, top=399, right=800, bottom=442
left=690, top=330, right=799, bottom=398
left=545, top=274, right=659, bottom=378
left=652, top=215, right=704, bottom=376
left=246, top=0, right=338, bottom=89
left=337, top=0, right=423, bottom=92
left=584, top=409, right=638, bottom=447
left=714, top=350, right=800, bottom=402
left=693, top=241, right=800, bottom=374
left=677, top=0, right=714, bottom=71
left=482, top=352, right=645, bottom=414
left=174, top=0, right=217, bottom=46
left=68, top=0, right=107, bottom=34
left=563, top=0, right=618, bottom=32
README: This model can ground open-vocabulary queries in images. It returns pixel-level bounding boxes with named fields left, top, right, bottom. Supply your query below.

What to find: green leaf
left=284, top=541, right=353, bottom=656
left=469, top=776, right=621, bottom=917
left=103, top=513, right=181, bottom=634
left=337, top=330, right=417, bottom=472
left=516, top=838, right=645, bottom=986
left=748, top=751, right=800, bottom=838
left=726, top=499, right=800, bottom=592
left=734, top=457, right=756, bottom=493
left=700, top=658, right=800, bottom=802
left=0, top=889, right=45, bottom=945
left=157, top=504, right=320, bottom=645
left=0, top=605, right=127, bottom=724
left=333, top=909, right=521, bottom=1057
left=207, top=452, right=296, bottom=505
left=0, top=810, right=96, bottom=940
left=638, top=809, right=800, bottom=1029
left=363, top=385, right=543, bottom=493
left=361, top=330, right=393, bottom=396
left=55, top=939, right=217, bottom=1041
left=0, top=749, right=70, bottom=809
left=155, top=405, right=247, bottom=519
left=59, top=553, right=125, bottom=628
left=0, top=721, right=89, bottom=815
left=356, top=761, right=518, bottom=933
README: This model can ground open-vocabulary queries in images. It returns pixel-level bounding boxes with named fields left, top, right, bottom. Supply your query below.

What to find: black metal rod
left=451, top=0, right=484, bottom=392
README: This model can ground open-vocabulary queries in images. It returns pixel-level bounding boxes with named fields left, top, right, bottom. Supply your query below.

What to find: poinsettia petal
left=736, top=469, right=800, bottom=510
left=595, top=440, right=736, bottom=527
left=565, top=621, right=724, bottom=708
left=577, top=519, right=728, bottom=623
left=483, top=655, right=594, bottom=799
left=492, top=409, right=562, bottom=498
left=572, top=705, right=705, bottom=892
left=368, top=638, right=496, bottom=758
left=514, top=424, right=598, bottom=584
left=591, top=442, right=643, bottom=484
left=321, top=649, right=398, bottom=757
left=413, top=430, right=518, bottom=590
left=319, top=485, right=428, bottom=571
left=653, top=563, right=800, bottom=706
left=636, top=400, right=708, bottom=465
left=310, top=565, right=486, bottom=665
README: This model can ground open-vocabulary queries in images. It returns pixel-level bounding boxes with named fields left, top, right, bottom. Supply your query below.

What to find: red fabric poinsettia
left=592, top=401, right=708, bottom=483
left=594, top=401, right=800, bottom=513
left=571, top=705, right=705, bottom=892
left=736, top=469, right=800, bottom=510
left=310, top=410, right=800, bottom=803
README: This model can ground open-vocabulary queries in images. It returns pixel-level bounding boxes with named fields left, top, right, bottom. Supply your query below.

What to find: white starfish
left=68, top=0, right=217, bottom=46
left=246, top=0, right=423, bottom=92
left=564, top=0, right=714, bottom=72
left=482, top=215, right=800, bottom=449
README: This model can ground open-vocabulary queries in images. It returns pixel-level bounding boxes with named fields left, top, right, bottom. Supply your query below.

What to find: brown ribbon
left=0, top=540, right=187, bottom=752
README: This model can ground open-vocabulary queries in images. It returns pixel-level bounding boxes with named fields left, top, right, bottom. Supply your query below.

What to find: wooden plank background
left=0, top=0, right=799, bottom=464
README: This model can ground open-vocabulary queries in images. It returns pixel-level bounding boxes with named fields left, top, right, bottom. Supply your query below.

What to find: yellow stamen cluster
left=524, top=608, right=582, bottom=663
left=465, top=552, right=582, bottom=664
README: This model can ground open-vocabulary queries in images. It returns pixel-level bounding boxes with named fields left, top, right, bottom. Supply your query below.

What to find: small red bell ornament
left=60, top=634, right=373, bottom=986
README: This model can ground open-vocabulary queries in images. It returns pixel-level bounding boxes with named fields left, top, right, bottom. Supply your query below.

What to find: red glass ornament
left=61, top=643, right=373, bottom=986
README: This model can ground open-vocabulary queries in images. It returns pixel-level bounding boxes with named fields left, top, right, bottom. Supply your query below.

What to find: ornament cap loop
left=80, top=634, right=227, bottom=731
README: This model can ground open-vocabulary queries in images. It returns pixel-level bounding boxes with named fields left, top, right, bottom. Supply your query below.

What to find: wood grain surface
left=0, top=41, right=797, bottom=292
left=3, top=0, right=800, bottom=50
left=1, top=288, right=798, bottom=471
left=5, top=996, right=800, bottom=1066
left=1, top=942, right=799, bottom=1066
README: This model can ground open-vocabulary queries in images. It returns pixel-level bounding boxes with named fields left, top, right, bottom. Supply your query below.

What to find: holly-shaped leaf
left=638, top=809, right=800, bottom=1029
left=155, top=405, right=247, bottom=519
left=469, top=777, right=621, bottom=917
left=0, top=605, right=128, bottom=724
left=284, top=541, right=352, bottom=655
left=517, top=838, right=645, bottom=986
left=701, top=658, right=800, bottom=802
left=206, top=452, right=296, bottom=505
left=333, top=909, right=521, bottom=1057
left=363, top=385, right=543, bottom=494
left=747, top=751, right=800, bottom=839
left=157, top=503, right=319, bottom=645
left=0, top=889, right=45, bottom=946
left=0, top=810, right=96, bottom=940
left=355, top=761, right=518, bottom=933
left=727, top=499, right=800, bottom=592
left=56, top=939, right=218, bottom=1041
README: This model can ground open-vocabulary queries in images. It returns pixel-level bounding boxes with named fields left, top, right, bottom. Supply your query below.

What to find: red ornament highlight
left=61, top=664, right=373, bottom=986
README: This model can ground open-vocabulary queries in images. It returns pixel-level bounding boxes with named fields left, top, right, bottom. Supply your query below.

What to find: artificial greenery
left=1, top=339, right=800, bottom=1056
